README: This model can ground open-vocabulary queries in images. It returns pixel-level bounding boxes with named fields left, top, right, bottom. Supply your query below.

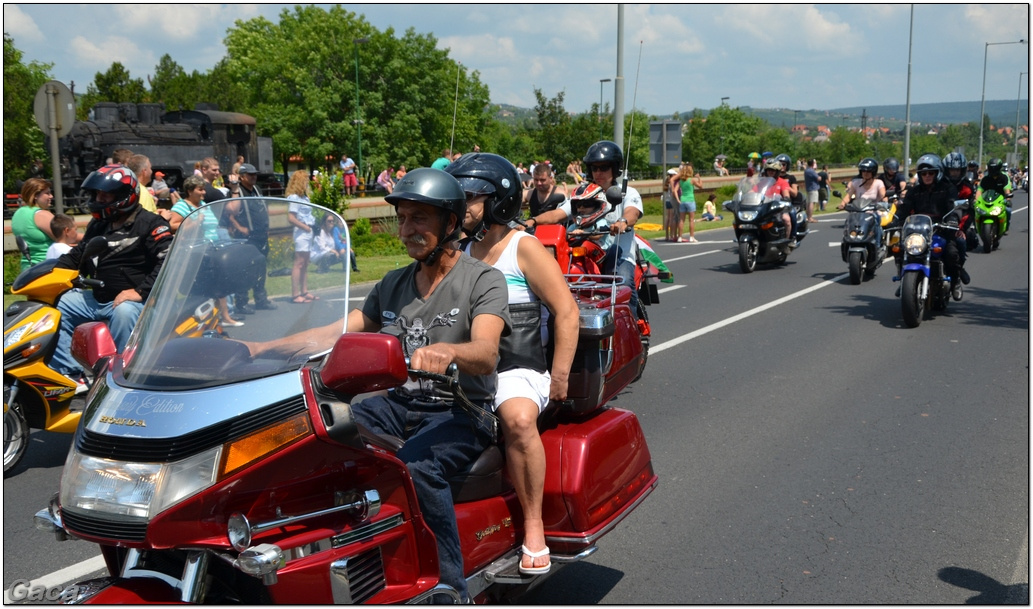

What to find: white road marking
left=651, top=273, right=849, bottom=355
left=662, top=249, right=725, bottom=263
left=4, top=555, right=107, bottom=603
left=657, top=285, right=685, bottom=295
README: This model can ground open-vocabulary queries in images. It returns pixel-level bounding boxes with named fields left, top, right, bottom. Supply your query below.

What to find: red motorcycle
left=34, top=198, right=657, bottom=604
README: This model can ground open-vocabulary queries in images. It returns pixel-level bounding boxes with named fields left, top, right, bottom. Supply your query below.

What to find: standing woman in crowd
left=12, top=178, right=57, bottom=271
left=676, top=163, right=704, bottom=243
left=285, top=170, right=319, bottom=303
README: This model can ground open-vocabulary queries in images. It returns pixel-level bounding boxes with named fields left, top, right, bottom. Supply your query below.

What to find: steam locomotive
left=56, top=102, right=281, bottom=212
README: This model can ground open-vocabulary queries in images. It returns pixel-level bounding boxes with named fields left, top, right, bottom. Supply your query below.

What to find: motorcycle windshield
left=118, top=198, right=351, bottom=390
left=733, top=176, right=779, bottom=208
left=902, top=214, right=933, bottom=237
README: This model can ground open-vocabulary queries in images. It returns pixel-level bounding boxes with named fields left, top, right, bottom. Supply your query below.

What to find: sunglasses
left=589, top=165, right=612, bottom=173
left=918, top=170, right=937, bottom=176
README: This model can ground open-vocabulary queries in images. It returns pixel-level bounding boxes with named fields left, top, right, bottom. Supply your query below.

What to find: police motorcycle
left=890, top=200, right=968, bottom=328
left=35, top=198, right=657, bottom=604
left=723, top=175, right=809, bottom=273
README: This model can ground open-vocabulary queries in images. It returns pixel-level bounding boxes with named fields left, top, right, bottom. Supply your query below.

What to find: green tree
left=222, top=5, right=491, bottom=182
left=3, top=34, right=52, bottom=190
left=147, top=54, right=207, bottom=112
left=76, top=62, right=148, bottom=119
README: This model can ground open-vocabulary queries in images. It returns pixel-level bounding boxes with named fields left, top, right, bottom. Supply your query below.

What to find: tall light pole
left=599, top=78, right=611, bottom=138
left=353, top=37, right=369, bottom=187
left=1015, top=71, right=1028, bottom=160
left=721, top=96, right=729, bottom=106
left=978, top=38, right=1026, bottom=168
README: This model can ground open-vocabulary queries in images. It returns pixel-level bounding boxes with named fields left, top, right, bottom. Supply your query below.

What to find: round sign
left=33, top=80, right=76, bottom=138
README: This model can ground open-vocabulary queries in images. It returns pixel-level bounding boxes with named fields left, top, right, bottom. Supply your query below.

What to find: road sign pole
left=46, top=84, right=65, bottom=214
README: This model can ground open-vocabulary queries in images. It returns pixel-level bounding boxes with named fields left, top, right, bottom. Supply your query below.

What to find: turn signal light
left=571, top=246, right=588, bottom=258
left=220, top=413, right=312, bottom=476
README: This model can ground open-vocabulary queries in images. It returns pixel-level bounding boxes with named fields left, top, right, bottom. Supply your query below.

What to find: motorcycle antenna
left=449, top=62, right=461, bottom=157
left=620, top=41, right=644, bottom=196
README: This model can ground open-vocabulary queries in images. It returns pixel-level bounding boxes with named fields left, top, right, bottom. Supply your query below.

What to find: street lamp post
left=978, top=39, right=1026, bottom=168
left=1015, top=72, right=1028, bottom=160
left=721, top=96, right=729, bottom=106
left=353, top=37, right=369, bottom=188
left=599, top=78, right=611, bottom=138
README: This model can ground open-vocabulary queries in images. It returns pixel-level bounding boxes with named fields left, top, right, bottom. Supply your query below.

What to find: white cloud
left=3, top=4, right=44, bottom=43
left=68, top=35, right=155, bottom=78
left=438, top=33, right=518, bottom=67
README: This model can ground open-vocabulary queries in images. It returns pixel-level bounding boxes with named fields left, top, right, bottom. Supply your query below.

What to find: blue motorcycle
left=893, top=201, right=967, bottom=328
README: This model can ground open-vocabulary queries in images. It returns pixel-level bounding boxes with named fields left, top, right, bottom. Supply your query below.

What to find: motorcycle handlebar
left=77, top=277, right=105, bottom=289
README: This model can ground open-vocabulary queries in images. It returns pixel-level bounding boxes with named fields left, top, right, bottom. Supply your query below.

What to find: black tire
left=848, top=251, right=864, bottom=284
left=901, top=272, right=924, bottom=328
left=738, top=240, right=757, bottom=273
left=980, top=223, right=993, bottom=254
left=4, top=398, right=29, bottom=475
left=632, top=300, right=649, bottom=383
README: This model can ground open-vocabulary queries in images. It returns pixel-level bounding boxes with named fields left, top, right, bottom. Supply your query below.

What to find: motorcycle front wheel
left=901, top=272, right=925, bottom=328
left=848, top=251, right=864, bottom=284
left=3, top=395, right=29, bottom=474
left=980, top=223, right=994, bottom=254
left=738, top=240, right=757, bottom=273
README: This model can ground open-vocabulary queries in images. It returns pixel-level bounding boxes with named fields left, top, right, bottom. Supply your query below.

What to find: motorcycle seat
left=357, top=425, right=506, bottom=503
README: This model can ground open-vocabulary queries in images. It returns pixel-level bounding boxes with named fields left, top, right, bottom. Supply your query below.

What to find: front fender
left=68, top=576, right=184, bottom=604
left=901, top=263, right=929, bottom=278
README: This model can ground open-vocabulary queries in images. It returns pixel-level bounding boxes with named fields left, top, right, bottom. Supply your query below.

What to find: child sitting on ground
left=701, top=193, right=723, bottom=222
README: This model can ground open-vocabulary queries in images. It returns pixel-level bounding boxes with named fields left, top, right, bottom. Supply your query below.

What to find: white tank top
left=465, top=231, right=549, bottom=342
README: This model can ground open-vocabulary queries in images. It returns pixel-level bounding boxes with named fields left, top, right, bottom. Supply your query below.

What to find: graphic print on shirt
left=382, top=307, right=460, bottom=357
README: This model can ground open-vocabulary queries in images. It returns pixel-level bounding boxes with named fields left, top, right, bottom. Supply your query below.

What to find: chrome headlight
left=904, top=233, right=928, bottom=256
left=60, top=446, right=221, bottom=519
left=738, top=210, right=758, bottom=222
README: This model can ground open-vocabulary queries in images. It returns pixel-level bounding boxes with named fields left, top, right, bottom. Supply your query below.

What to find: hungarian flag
left=634, top=234, right=673, bottom=283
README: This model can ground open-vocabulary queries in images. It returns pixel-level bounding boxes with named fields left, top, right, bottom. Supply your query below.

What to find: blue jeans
left=602, top=244, right=639, bottom=319
left=351, top=394, right=494, bottom=602
left=51, top=289, right=143, bottom=376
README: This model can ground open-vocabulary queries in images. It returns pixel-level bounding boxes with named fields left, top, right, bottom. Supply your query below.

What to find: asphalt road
left=4, top=195, right=1029, bottom=603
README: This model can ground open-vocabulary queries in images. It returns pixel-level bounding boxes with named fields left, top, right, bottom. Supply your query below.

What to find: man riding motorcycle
left=51, top=165, right=172, bottom=384
left=528, top=140, right=644, bottom=317
left=247, top=168, right=511, bottom=602
left=978, top=158, right=1013, bottom=234
left=894, top=154, right=969, bottom=298
left=879, top=157, right=908, bottom=201
left=942, top=151, right=977, bottom=252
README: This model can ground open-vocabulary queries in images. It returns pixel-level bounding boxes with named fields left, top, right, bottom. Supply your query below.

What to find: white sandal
left=518, top=544, right=551, bottom=575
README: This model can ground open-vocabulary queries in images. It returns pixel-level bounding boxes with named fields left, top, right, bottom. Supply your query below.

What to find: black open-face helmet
left=385, top=168, right=467, bottom=264
left=775, top=153, right=792, bottom=172
left=445, top=153, right=522, bottom=242
left=857, top=157, right=878, bottom=176
left=583, top=140, right=624, bottom=182
left=883, top=157, right=900, bottom=173
left=915, top=153, right=942, bottom=183
left=82, top=164, right=139, bottom=220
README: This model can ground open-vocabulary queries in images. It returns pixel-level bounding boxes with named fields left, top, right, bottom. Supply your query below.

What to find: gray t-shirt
left=362, top=254, right=511, bottom=406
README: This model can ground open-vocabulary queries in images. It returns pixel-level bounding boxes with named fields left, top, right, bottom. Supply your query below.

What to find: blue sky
left=5, top=4, right=1029, bottom=116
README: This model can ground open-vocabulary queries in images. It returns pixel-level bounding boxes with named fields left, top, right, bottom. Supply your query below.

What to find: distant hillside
left=830, top=100, right=1028, bottom=127
left=492, top=100, right=1028, bottom=131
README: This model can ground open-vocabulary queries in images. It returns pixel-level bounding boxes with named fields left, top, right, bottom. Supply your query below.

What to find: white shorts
left=294, top=229, right=313, bottom=253
left=807, top=190, right=819, bottom=204
left=493, top=368, right=551, bottom=414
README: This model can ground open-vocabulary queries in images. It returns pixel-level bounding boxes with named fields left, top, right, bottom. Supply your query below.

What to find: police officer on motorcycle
left=51, top=165, right=172, bottom=384
left=776, top=153, right=803, bottom=243
left=894, top=154, right=969, bottom=298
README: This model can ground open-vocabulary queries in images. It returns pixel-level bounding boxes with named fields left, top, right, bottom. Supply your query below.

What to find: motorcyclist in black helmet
left=50, top=164, right=173, bottom=384
left=530, top=140, right=645, bottom=318
left=878, top=157, right=908, bottom=201
left=942, top=151, right=976, bottom=264
left=247, top=166, right=511, bottom=602
left=776, top=153, right=803, bottom=243
left=978, top=158, right=1013, bottom=234
left=450, top=153, right=580, bottom=577
left=895, top=153, right=969, bottom=297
